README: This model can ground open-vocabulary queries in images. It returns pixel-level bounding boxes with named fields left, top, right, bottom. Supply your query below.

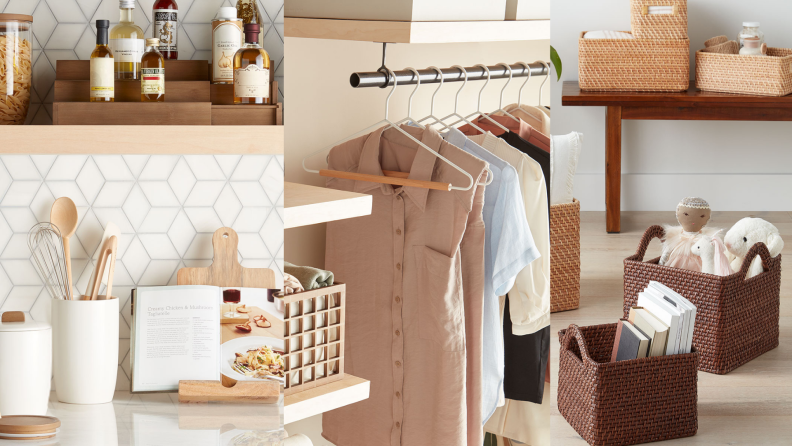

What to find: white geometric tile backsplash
left=5, top=0, right=285, bottom=125
left=0, top=154, right=284, bottom=390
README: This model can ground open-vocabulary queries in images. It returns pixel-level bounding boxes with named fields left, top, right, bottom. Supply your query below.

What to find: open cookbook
left=130, top=285, right=285, bottom=393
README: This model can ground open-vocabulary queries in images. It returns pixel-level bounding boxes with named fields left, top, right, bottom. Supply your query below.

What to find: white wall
left=551, top=0, right=792, bottom=212
left=284, top=36, right=549, bottom=444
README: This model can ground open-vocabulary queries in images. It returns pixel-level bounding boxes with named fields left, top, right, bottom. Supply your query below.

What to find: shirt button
left=396, top=391, right=401, bottom=398
left=396, top=228, right=402, bottom=235
left=396, top=195, right=402, bottom=200
left=395, top=360, right=401, bottom=367
left=396, top=422, right=401, bottom=428
left=395, top=296, right=401, bottom=303
left=395, top=330, right=400, bottom=336
left=396, top=263, right=401, bottom=270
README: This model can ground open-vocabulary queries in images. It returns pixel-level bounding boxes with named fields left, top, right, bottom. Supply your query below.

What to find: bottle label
left=109, top=38, right=144, bottom=63
left=212, top=20, right=243, bottom=83
left=90, top=58, right=115, bottom=99
left=234, top=65, right=270, bottom=98
left=141, top=68, right=165, bottom=95
left=153, top=9, right=178, bottom=52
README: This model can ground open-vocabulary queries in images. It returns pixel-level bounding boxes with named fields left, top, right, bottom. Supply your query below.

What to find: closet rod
left=350, top=62, right=549, bottom=88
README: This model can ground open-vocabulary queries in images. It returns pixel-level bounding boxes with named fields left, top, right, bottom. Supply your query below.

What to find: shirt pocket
left=415, top=246, right=465, bottom=352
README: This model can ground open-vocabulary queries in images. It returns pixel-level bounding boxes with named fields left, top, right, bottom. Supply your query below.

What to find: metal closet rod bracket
left=350, top=61, right=550, bottom=88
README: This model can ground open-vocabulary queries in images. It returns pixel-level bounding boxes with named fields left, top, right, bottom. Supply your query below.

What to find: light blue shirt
left=444, top=128, right=540, bottom=424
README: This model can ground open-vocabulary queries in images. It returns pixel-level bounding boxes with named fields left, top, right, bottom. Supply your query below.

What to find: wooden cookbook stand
left=176, top=227, right=280, bottom=404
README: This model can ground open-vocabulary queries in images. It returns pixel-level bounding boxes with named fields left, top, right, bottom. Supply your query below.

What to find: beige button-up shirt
left=322, top=124, right=488, bottom=446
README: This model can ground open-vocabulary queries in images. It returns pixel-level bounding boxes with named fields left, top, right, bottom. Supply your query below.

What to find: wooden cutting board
left=177, top=227, right=276, bottom=289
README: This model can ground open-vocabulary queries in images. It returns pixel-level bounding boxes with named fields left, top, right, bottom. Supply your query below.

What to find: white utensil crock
left=52, top=297, right=119, bottom=404
left=0, top=311, right=52, bottom=415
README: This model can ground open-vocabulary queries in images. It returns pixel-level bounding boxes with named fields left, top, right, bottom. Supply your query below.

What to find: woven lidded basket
left=624, top=225, right=781, bottom=374
left=630, top=0, right=688, bottom=39
left=696, top=48, right=792, bottom=96
left=558, top=324, right=698, bottom=446
left=578, top=32, right=690, bottom=92
left=550, top=199, right=580, bottom=313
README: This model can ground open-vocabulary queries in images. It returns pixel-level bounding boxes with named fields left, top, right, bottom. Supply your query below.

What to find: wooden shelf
left=285, top=18, right=550, bottom=43
left=0, top=126, right=283, bottom=154
left=284, top=182, right=372, bottom=229
left=284, top=374, right=370, bottom=425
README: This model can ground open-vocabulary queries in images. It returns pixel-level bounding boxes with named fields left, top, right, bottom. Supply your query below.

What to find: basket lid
left=0, top=14, right=33, bottom=23
left=0, top=416, right=60, bottom=436
left=0, top=312, right=51, bottom=333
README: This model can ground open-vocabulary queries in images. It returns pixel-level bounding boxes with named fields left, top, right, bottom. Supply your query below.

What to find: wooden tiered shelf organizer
left=53, top=60, right=282, bottom=125
left=282, top=284, right=346, bottom=396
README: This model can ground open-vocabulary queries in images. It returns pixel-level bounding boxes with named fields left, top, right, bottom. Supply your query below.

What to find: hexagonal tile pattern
left=0, top=155, right=282, bottom=350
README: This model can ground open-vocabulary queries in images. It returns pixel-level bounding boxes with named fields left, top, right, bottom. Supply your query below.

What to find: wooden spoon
left=50, top=198, right=78, bottom=300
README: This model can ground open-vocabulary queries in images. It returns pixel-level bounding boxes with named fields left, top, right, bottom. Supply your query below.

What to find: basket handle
left=738, top=242, right=773, bottom=281
left=633, top=225, right=665, bottom=261
left=641, top=4, right=679, bottom=15
left=560, top=324, right=593, bottom=365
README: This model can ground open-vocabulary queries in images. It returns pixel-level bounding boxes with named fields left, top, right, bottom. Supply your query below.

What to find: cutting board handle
left=213, top=228, right=242, bottom=270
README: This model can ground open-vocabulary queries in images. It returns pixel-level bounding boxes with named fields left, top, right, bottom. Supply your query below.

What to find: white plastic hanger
left=417, top=66, right=451, bottom=131
left=302, top=68, right=479, bottom=192
left=450, top=64, right=509, bottom=132
left=485, top=63, right=520, bottom=123
left=394, top=67, right=426, bottom=129
left=536, top=60, right=551, bottom=113
left=436, top=66, right=486, bottom=133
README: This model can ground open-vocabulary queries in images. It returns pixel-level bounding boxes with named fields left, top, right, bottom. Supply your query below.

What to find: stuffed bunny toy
left=690, top=231, right=733, bottom=276
left=724, top=217, right=784, bottom=279
left=660, top=197, right=725, bottom=273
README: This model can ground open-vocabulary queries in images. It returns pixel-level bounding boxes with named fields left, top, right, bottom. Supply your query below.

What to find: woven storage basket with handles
left=578, top=31, right=689, bottom=92
left=696, top=47, right=792, bottom=96
left=630, top=0, right=687, bottom=39
left=550, top=199, right=580, bottom=312
left=623, top=225, right=781, bottom=374
left=557, top=324, right=698, bottom=446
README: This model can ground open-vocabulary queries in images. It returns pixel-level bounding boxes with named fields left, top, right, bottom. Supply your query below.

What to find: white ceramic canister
left=52, top=297, right=119, bottom=404
left=0, top=311, right=52, bottom=415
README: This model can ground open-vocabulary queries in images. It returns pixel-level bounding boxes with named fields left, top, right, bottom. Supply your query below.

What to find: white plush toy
left=724, top=217, right=784, bottom=279
left=690, top=231, right=733, bottom=276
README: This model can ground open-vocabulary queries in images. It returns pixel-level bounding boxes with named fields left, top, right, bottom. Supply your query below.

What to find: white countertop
left=0, top=391, right=285, bottom=446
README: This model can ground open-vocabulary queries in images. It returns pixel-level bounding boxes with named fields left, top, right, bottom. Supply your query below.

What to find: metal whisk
left=28, top=222, right=73, bottom=300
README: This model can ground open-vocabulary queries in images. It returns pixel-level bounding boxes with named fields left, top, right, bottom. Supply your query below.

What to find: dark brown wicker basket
left=624, top=225, right=781, bottom=374
left=558, top=324, right=698, bottom=446
left=551, top=199, right=581, bottom=312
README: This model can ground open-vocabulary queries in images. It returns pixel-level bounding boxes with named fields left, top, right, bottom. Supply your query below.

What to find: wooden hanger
left=303, top=68, right=486, bottom=192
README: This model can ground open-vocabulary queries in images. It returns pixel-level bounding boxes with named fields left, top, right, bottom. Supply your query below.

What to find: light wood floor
left=550, top=211, right=792, bottom=445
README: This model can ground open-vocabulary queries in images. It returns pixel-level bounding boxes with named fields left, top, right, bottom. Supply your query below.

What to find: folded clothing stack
left=284, top=262, right=334, bottom=290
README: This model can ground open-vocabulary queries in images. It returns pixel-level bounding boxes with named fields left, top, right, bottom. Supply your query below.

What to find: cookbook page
left=132, top=285, right=222, bottom=392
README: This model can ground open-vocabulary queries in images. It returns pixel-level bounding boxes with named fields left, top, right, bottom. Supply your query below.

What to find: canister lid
left=0, top=416, right=60, bottom=440
left=0, top=14, right=34, bottom=23
left=0, top=311, right=51, bottom=332
left=743, top=22, right=760, bottom=27
left=216, top=6, right=238, bottom=20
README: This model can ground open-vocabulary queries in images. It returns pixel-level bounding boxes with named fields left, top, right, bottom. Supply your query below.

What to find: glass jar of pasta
left=0, top=14, right=33, bottom=125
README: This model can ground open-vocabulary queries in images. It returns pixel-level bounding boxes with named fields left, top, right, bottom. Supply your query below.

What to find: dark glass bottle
left=152, top=0, right=178, bottom=59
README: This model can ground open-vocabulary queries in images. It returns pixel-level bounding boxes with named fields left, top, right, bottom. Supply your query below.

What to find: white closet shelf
left=284, top=182, right=373, bottom=229
left=0, top=126, right=283, bottom=154
left=284, top=374, right=370, bottom=424
left=284, top=18, right=550, bottom=43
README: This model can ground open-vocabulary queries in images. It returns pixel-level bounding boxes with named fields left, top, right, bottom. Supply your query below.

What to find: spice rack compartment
left=52, top=60, right=282, bottom=125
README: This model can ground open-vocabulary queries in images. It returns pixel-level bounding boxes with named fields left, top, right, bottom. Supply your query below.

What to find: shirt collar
left=354, top=124, right=442, bottom=212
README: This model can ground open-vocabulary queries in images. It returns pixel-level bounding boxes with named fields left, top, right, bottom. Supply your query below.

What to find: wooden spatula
left=87, top=236, right=118, bottom=300
left=84, top=222, right=121, bottom=297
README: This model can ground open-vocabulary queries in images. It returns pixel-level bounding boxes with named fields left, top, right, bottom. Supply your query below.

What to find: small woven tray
left=624, top=225, right=781, bottom=374
left=630, top=0, right=688, bottom=39
left=550, top=199, right=581, bottom=312
left=579, top=31, right=690, bottom=92
left=558, top=323, right=698, bottom=446
left=696, top=47, right=792, bottom=96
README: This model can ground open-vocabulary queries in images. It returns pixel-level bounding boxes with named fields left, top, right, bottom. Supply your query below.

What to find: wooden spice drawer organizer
left=53, top=60, right=282, bottom=125
left=282, top=283, right=346, bottom=396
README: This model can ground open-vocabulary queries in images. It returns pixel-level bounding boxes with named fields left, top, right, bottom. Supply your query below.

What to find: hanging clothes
left=445, top=128, right=540, bottom=424
left=498, top=131, right=550, bottom=204
left=458, top=115, right=550, bottom=152
left=502, top=295, right=549, bottom=403
left=322, top=124, right=489, bottom=446
left=494, top=103, right=551, bottom=136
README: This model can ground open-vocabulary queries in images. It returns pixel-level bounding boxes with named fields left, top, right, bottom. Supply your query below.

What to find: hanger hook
left=497, top=63, right=513, bottom=109
left=536, top=60, right=550, bottom=106
left=451, top=65, right=468, bottom=114
left=473, top=64, right=491, bottom=112
left=516, top=61, right=532, bottom=107
left=384, top=68, right=398, bottom=120
left=427, top=66, right=444, bottom=116
left=404, top=67, right=421, bottom=118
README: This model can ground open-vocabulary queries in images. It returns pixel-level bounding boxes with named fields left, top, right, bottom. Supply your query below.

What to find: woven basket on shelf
left=630, top=0, right=688, bottom=39
left=578, top=32, right=690, bottom=92
left=550, top=199, right=580, bottom=313
left=558, top=323, right=698, bottom=446
left=623, top=225, right=781, bottom=374
left=696, top=47, right=792, bottom=96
